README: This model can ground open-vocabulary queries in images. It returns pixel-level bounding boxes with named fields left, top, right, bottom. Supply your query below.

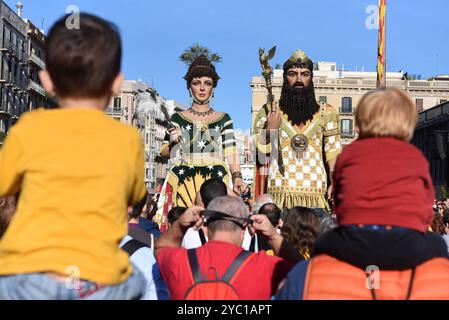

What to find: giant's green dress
left=155, top=112, right=237, bottom=228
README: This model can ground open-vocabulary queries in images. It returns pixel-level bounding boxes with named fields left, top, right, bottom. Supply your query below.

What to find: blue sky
left=6, top=0, right=449, bottom=130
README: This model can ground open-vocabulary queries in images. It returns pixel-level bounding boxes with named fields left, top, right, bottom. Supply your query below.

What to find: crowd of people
left=1, top=12, right=449, bottom=300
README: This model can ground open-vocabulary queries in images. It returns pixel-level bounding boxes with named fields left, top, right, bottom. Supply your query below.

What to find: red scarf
left=334, top=137, right=434, bottom=233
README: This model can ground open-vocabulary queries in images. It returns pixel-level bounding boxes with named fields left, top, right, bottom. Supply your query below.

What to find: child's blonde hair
left=355, top=87, right=418, bottom=141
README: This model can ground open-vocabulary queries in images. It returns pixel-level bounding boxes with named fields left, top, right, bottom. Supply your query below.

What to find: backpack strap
left=221, top=251, right=253, bottom=283
left=187, top=248, right=202, bottom=283
left=369, top=266, right=416, bottom=300
left=405, top=266, right=416, bottom=300
left=198, top=229, right=207, bottom=245
left=122, top=239, right=148, bottom=256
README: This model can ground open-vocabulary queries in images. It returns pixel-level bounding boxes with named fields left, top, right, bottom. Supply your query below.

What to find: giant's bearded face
left=279, top=64, right=319, bottom=126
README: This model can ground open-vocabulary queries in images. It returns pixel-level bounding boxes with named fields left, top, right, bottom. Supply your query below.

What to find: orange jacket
left=299, top=255, right=449, bottom=300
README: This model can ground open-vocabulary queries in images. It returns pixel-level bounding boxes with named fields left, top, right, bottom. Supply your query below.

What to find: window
left=1, top=86, right=6, bottom=110
left=3, top=26, right=10, bottom=47
left=0, top=86, right=3, bottom=110
left=113, top=97, right=121, bottom=111
left=440, top=99, right=447, bottom=104
left=319, top=96, right=327, bottom=104
left=341, top=97, right=352, bottom=113
left=415, top=99, right=423, bottom=112
left=341, top=119, right=353, bottom=136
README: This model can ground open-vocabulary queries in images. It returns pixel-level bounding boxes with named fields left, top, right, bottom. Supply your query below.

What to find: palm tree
left=179, top=43, right=222, bottom=66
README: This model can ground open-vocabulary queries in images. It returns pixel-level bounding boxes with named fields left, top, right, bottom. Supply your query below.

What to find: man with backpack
left=154, top=196, right=303, bottom=300
left=119, top=236, right=169, bottom=300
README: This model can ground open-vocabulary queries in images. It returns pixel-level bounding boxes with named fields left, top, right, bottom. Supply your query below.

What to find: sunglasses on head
left=201, top=210, right=253, bottom=229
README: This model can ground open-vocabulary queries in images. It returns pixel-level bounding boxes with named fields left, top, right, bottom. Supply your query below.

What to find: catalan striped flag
left=377, top=0, right=386, bottom=87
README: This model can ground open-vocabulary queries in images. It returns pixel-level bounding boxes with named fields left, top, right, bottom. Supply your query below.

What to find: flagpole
left=377, top=0, right=386, bottom=87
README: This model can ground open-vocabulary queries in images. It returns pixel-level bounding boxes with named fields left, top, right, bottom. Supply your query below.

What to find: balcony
left=29, top=53, right=45, bottom=69
left=339, top=107, right=354, bottom=115
left=28, top=80, right=46, bottom=97
left=0, top=41, right=14, bottom=54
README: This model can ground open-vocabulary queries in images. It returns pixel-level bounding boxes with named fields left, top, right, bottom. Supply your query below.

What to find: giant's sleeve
left=0, top=128, right=24, bottom=196
left=323, top=107, right=342, bottom=162
left=221, top=113, right=237, bottom=158
left=160, top=114, right=182, bottom=156
left=253, top=106, right=271, bottom=155
left=130, top=130, right=147, bottom=205
left=160, top=129, right=170, bottom=156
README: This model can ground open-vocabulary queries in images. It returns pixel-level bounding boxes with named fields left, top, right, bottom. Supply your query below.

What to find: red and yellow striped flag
left=377, top=0, right=386, bottom=87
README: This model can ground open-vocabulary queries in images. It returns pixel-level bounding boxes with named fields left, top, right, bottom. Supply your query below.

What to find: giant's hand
left=265, top=108, right=281, bottom=132
left=169, top=127, right=182, bottom=144
left=233, top=177, right=244, bottom=196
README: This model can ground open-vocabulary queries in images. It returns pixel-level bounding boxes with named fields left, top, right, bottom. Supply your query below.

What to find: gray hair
left=206, top=196, right=249, bottom=234
left=320, top=216, right=338, bottom=234
left=207, top=196, right=248, bottom=218
left=252, top=194, right=274, bottom=214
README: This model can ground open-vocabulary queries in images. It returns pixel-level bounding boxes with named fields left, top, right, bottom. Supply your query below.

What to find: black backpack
left=121, top=239, right=148, bottom=256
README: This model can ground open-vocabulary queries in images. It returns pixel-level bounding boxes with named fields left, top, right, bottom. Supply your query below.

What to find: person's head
left=279, top=49, right=318, bottom=126
left=258, top=203, right=282, bottom=228
left=355, top=87, right=418, bottom=142
left=167, top=206, right=187, bottom=227
left=252, top=194, right=274, bottom=214
left=183, top=55, right=220, bottom=105
left=437, top=202, right=447, bottom=216
left=205, top=196, right=249, bottom=245
left=200, top=179, right=228, bottom=208
left=432, top=212, right=446, bottom=235
left=0, top=196, right=16, bottom=238
left=128, top=194, right=149, bottom=221
left=40, top=13, right=123, bottom=105
left=443, top=209, right=449, bottom=235
left=281, top=207, right=320, bottom=258
left=319, top=216, right=338, bottom=234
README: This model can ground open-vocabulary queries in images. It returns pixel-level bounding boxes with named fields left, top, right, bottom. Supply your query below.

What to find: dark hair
left=432, top=213, right=446, bottom=235
left=281, top=207, right=320, bottom=258
left=200, top=179, right=228, bottom=208
left=319, top=216, right=338, bottom=234
left=0, top=197, right=16, bottom=238
left=46, top=13, right=122, bottom=98
left=129, top=194, right=149, bottom=219
left=443, top=209, right=449, bottom=227
left=437, top=202, right=447, bottom=212
left=168, top=206, right=187, bottom=225
left=184, top=55, right=220, bottom=89
left=258, top=203, right=281, bottom=227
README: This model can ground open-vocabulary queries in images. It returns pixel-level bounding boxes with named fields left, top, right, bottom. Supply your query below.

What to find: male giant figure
left=253, top=50, right=342, bottom=217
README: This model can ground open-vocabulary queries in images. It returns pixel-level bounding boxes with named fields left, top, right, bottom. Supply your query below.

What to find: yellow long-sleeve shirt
left=0, top=108, right=146, bottom=285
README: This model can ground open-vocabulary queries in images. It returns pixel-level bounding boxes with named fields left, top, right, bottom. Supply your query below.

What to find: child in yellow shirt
left=0, top=13, right=146, bottom=299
